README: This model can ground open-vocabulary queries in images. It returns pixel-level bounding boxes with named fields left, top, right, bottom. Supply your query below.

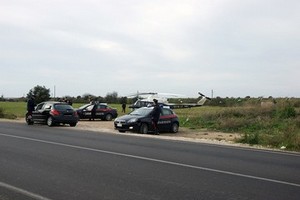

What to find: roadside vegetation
left=1, top=92, right=299, bottom=151
left=176, top=98, right=300, bottom=151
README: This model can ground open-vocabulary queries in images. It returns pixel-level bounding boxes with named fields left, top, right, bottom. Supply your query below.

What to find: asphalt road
left=0, top=121, right=299, bottom=200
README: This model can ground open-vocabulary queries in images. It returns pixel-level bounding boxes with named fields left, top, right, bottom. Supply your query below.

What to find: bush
left=277, top=105, right=296, bottom=119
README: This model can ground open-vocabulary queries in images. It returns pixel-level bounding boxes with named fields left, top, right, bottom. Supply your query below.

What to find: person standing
left=26, top=95, right=35, bottom=124
left=27, top=96, right=35, bottom=114
left=151, top=99, right=161, bottom=135
left=90, top=103, right=97, bottom=121
left=122, top=103, right=126, bottom=113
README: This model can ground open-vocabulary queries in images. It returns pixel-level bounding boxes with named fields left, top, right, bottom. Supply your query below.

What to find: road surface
left=0, top=121, right=299, bottom=200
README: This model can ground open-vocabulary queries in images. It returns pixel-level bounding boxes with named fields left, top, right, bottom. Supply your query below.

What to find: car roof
left=140, top=106, right=169, bottom=109
left=40, top=101, right=69, bottom=105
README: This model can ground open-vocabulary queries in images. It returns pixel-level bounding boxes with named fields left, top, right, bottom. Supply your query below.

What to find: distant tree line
left=1, top=85, right=300, bottom=108
left=0, top=85, right=129, bottom=105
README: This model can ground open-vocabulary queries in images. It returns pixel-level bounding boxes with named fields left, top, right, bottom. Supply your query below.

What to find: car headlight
left=128, top=118, right=138, bottom=123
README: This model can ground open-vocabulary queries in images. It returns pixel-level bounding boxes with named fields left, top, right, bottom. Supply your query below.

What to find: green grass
left=0, top=102, right=26, bottom=119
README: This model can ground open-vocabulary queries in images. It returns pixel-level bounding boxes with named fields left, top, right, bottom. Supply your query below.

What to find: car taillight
left=50, top=109, right=60, bottom=116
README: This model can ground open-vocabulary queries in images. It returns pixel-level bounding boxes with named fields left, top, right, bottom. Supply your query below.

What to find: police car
left=114, top=107, right=179, bottom=134
left=76, top=103, right=118, bottom=121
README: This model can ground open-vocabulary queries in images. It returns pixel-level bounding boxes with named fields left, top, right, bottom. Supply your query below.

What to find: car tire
left=140, top=123, right=148, bottom=134
left=105, top=114, right=113, bottom=121
left=118, top=130, right=126, bottom=133
left=70, top=123, right=77, bottom=127
left=47, top=116, right=54, bottom=127
left=25, top=114, right=34, bottom=125
left=170, top=122, right=179, bottom=133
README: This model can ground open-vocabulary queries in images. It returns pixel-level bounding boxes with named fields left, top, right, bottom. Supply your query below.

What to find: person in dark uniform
left=26, top=95, right=36, bottom=124
left=90, top=103, right=97, bottom=121
left=27, top=96, right=35, bottom=114
left=151, top=99, right=161, bottom=135
left=122, top=103, right=126, bottom=113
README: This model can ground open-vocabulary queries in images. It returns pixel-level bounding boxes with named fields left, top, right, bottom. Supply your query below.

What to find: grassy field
left=1, top=101, right=299, bottom=151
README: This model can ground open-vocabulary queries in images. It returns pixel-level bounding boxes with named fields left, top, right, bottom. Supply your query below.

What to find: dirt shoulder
left=2, top=118, right=242, bottom=146
left=78, top=120, right=240, bottom=141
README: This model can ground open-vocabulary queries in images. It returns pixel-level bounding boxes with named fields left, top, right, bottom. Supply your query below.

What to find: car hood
left=115, top=114, right=145, bottom=121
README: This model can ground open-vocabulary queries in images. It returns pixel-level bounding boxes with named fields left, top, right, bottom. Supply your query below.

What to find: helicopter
left=128, top=92, right=211, bottom=109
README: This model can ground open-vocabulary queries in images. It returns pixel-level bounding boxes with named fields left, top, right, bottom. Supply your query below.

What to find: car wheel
left=140, top=123, right=148, bottom=134
left=118, top=130, right=126, bottom=133
left=70, top=123, right=77, bottom=127
left=105, top=114, right=113, bottom=121
left=170, top=122, right=179, bottom=133
left=25, top=114, right=34, bottom=125
left=47, top=116, right=54, bottom=127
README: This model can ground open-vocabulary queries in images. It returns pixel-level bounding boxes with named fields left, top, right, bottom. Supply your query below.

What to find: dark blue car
left=114, top=107, right=179, bottom=134
left=26, top=101, right=79, bottom=127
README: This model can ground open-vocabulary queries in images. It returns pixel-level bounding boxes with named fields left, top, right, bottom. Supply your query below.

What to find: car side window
left=44, top=104, right=52, bottom=110
left=161, top=108, right=171, bottom=116
left=86, top=105, right=93, bottom=111
left=36, top=103, right=44, bottom=110
left=99, top=105, right=106, bottom=109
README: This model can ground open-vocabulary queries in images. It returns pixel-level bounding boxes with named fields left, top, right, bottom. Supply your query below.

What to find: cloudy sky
left=0, top=0, right=299, bottom=98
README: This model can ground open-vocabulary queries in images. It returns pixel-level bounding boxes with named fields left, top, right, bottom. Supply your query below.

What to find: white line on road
left=1, top=132, right=300, bottom=188
left=0, top=181, right=52, bottom=200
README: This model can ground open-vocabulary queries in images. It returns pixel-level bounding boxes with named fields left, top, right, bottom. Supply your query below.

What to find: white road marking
left=1, top=132, right=300, bottom=188
left=0, top=181, right=52, bottom=200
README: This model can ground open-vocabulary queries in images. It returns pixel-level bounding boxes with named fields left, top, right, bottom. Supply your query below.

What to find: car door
left=96, top=104, right=107, bottom=119
left=158, top=108, right=174, bottom=131
left=81, top=104, right=94, bottom=119
left=40, top=103, right=53, bottom=122
left=32, top=102, right=46, bottom=122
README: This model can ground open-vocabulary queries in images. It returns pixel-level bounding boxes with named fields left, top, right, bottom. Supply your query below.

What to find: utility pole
left=211, top=89, right=214, bottom=99
left=54, top=85, right=56, bottom=98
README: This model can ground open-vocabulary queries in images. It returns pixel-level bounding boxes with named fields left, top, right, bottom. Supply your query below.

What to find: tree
left=105, top=91, right=118, bottom=103
left=27, top=85, right=50, bottom=104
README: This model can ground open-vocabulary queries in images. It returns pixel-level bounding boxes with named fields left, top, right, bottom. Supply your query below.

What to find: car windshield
left=79, top=104, right=91, bottom=109
left=130, top=108, right=152, bottom=116
left=54, top=104, right=74, bottom=111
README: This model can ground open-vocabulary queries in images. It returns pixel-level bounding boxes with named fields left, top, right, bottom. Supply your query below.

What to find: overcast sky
left=0, top=0, right=299, bottom=98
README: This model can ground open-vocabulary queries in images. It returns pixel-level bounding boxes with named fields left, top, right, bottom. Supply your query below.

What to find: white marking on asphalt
left=1, top=132, right=300, bottom=188
left=0, top=181, right=52, bottom=200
